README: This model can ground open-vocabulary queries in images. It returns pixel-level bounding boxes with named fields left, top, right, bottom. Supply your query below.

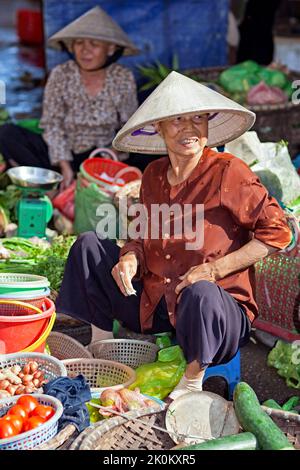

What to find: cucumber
left=234, top=382, right=295, bottom=450
left=262, top=399, right=282, bottom=410
left=178, top=432, right=258, bottom=451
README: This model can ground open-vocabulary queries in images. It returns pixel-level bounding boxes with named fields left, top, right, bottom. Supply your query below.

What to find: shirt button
left=165, top=254, right=171, bottom=260
left=164, top=233, right=170, bottom=239
left=165, top=278, right=171, bottom=284
left=145, top=303, right=150, bottom=307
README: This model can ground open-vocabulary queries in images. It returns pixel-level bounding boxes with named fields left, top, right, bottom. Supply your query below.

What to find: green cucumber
left=178, top=432, right=258, bottom=451
left=234, top=382, right=294, bottom=450
left=282, top=396, right=300, bottom=412
left=262, top=399, right=282, bottom=410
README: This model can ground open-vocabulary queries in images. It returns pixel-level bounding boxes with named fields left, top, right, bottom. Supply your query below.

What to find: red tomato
left=16, top=395, right=39, bottom=415
left=23, top=416, right=45, bottom=432
left=30, top=405, right=55, bottom=421
left=3, top=414, right=23, bottom=433
left=7, top=405, right=28, bottom=420
left=0, top=418, right=18, bottom=439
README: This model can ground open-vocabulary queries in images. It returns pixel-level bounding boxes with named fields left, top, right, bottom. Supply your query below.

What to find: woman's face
left=72, top=38, right=116, bottom=71
left=156, top=113, right=209, bottom=157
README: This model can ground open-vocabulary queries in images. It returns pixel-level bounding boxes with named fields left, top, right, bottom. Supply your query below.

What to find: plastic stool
left=203, top=350, right=241, bottom=400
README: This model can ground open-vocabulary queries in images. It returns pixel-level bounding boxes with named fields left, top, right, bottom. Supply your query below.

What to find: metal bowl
left=7, top=166, right=63, bottom=190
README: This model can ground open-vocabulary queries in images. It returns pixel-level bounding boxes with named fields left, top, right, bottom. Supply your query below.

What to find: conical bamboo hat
left=48, top=6, right=139, bottom=56
left=113, top=71, right=256, bottom=154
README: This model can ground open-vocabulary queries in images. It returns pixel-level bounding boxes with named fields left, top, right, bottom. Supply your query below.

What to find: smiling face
left=155, top=113, right=209, bottom=158
left=72, top=38, right=116, bottom=71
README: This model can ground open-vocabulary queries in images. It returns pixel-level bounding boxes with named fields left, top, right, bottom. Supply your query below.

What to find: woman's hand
left=59, top=161, right=74, bottom=191
left=175, top=263, right=218, bottom=302
left=111, top=252, right=138, bottom=296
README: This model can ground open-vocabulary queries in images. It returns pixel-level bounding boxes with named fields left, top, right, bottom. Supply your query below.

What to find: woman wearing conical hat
left=0, top=6, right=139, bottom=189
left=57, top=72, right=293, bottom=399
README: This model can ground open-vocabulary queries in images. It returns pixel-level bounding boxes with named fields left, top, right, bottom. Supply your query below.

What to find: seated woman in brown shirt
left=0, top=6, right=139, bottom=189
left=57, top=71, right=292, bottom=399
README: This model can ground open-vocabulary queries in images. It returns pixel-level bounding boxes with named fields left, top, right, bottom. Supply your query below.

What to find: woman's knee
left=181, top=280, right=219, bottom=303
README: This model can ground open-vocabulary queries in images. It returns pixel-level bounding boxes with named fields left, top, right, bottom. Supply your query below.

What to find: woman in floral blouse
left=0, top=6, right=139, bottom=189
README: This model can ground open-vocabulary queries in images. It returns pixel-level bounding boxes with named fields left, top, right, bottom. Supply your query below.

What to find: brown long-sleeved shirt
left=120, top=147, right=292, bottom=332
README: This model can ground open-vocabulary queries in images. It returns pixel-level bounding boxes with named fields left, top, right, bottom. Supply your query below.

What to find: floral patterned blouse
left=40, top=60, right=138, bottom=164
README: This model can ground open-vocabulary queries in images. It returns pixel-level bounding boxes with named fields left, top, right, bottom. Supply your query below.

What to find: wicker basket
left=88, top=339, right=159, bottom=368
left=187, top=66, right=300, bottom=156
left=47, top=332, right=93, bottom=360
left=0, top=352, right=67, bottom=382
left=62, top=358, right=136, bottom=392
left=0, top=394, right=63, bottom=450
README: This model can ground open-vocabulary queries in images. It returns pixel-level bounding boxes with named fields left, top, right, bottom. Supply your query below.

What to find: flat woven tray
left=70, top=404, right=172, bottom=451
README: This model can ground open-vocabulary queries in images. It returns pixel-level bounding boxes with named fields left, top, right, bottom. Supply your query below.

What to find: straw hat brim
left=47, top=6, right=139, bottom=56
left=113, top=71, right=256, bottom=154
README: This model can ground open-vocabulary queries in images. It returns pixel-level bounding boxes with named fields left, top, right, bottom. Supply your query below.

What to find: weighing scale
left=7, top=166, right=63, bottom=238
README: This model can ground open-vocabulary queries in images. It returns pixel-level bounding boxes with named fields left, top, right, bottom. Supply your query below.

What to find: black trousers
left=0, top=124, right=93, bottom=172
left=57, top=232, right=251, bottom=367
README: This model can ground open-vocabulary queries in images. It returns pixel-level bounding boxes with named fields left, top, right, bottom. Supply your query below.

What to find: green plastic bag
left=74, top=178, right=119, bottom=238
left=17, top=118, right=43, bottom=134
left=129, top=345, right=186, bottom=400
left=267, top=340, right=300, bottom=389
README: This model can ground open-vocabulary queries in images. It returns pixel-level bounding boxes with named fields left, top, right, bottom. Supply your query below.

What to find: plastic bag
left=251, top=141, right=300, bottom=205
left=129, top=345, right=186, bottom=399
left=74, top=175, right=119, bottom=238
left=52, top=181, right=76, bottom=221
left=247, top=81, right=287, bottom=105
left=225, top=131, right=264, bottom=166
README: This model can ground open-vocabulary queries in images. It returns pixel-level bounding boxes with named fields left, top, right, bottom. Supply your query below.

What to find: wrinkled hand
left=175, top=263, right=218, bottom=303
left=111, top=252, right=138, bottom=296
left=59, top=161, right=74, bottom=191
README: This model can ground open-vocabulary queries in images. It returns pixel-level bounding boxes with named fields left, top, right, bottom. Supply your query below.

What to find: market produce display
left=87, top=387, right=155, bottom=423
left=0, top=235, right=76, bottom=292
left=0, top=395, right=55, bottom=439
left=138, top=60, right=294, bottom=106
left=0, top=361, right=48, bottom=398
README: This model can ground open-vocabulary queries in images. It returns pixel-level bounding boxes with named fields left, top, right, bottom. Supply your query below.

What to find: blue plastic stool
left=203, top=350, right=241, bottom=400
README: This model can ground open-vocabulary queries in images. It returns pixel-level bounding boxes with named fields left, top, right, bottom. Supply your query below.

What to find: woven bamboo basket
left=70, top=404, right=171, bottom=451
left=47, top=331, right=93, bottom=360
left=187, top=66, right=300, bottom=156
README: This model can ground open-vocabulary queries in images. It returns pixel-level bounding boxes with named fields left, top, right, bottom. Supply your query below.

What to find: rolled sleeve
left=221, top=158, right=292, bottom=250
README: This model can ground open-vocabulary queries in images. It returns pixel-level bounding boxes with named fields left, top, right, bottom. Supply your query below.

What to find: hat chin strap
left=59, top=41, right=124, bottom=70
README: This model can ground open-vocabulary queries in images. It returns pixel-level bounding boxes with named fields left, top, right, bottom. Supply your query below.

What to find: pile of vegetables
left=137, top=59, right=294, bottom=106
left=87, top=388, right=155, bottom=423
left=0, top=395, right=55, bottom=439
left=0, top=235, right=77, bottom=292
left=267, top=340, right=300, bottom=390
left=0, top=361, right=47, bottom=399
left=263, top=396, right=300, bottom=414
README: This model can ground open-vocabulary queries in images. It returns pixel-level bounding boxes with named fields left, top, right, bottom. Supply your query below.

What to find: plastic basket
left=0, top=288, right=50, bottom=310
left=0, top=299, right=42, bottom=316
left=47, top=332, right=93, bottom=360
left=62, top=358, right=136, bottom=392
left=0, top=394, right=63, bottom=450
left=80, top=158, right=142, bottom=192
left=0, top=352, right=67, bottom=382
left=0, top=273, right=49, bottom=295
left=89, top=339, right=159, bottom=369
left=254, top=251, right=300, bottom=341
